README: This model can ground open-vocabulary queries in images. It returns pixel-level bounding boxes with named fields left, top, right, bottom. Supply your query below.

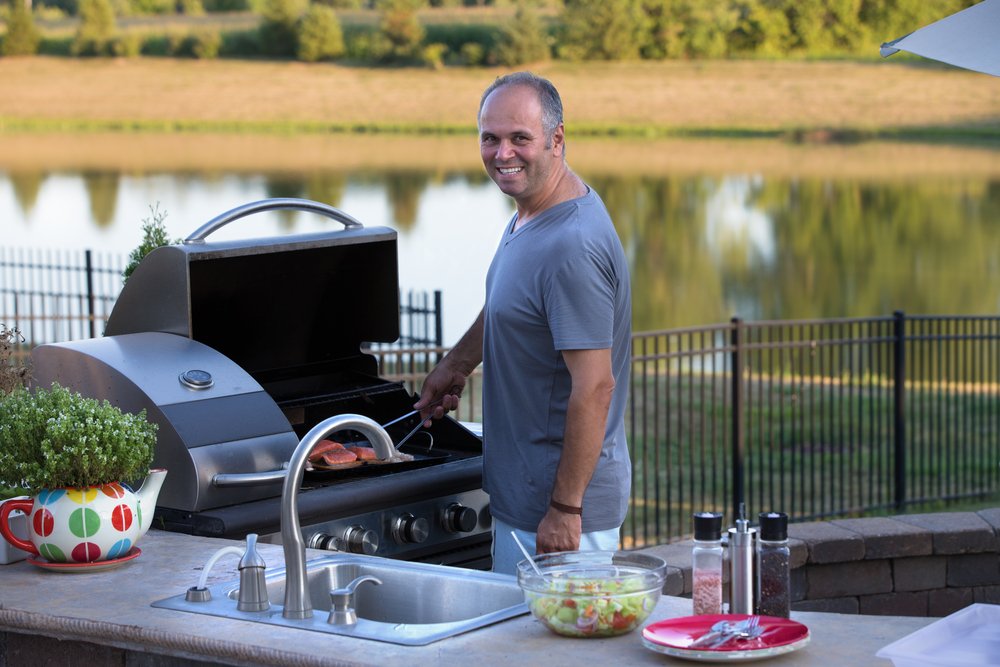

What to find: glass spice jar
left=756, top=511, right=791, bottom=618
left=691, top=512, right=724, bottom=616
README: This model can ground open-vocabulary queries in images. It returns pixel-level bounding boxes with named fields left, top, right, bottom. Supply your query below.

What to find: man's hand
left=535, top=507, right=582, bottom=554
left=414, top=363, right=466, bottom=425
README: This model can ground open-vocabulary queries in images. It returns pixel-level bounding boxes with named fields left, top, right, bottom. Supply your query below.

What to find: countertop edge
left=0, top=606, right=365, bottom=667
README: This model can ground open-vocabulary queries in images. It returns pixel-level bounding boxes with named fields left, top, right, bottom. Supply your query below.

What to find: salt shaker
left=728, top=503, right=756, bottom=615
left=756, top=511, right=791, bottom=618
left=691, top=512, right=724, bottom=615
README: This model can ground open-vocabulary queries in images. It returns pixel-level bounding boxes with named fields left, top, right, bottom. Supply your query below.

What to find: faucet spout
left=280, top=414, right=396, bottom=620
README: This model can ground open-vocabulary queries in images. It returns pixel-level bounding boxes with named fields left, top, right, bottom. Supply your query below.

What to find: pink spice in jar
left=692, top=570, right=723, bottom=615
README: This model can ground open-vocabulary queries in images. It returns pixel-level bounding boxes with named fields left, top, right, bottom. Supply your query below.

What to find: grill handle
left=184, top=198, right=364, bottom=244
left=213, top=466, right=288, bottom=487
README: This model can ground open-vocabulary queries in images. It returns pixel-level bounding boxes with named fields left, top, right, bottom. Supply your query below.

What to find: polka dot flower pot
left=0, top=469, right=166, bottom=564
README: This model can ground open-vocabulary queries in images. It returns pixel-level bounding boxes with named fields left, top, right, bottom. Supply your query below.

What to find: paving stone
left=830, top=517, right=932, bottom=559
left=807, top=560, right=892, bottom=599
left=788, top=521, right=865, bottom=564
left=859, top=591, right=929, bottom=617
left=893, top=556, right=946, bottom=592
left=791, top=568, right=808, bottom=602
left=928, top=588, right=974, bottom=617
left=973, top=585, right=1000, bottom=604
left=893, top=512, right=999, bottom=555
left=977, top=508, right=1000, bottom=537
left=792, top=597, right=859, bottom=614
left=788, top=537, right=809, bottom=569
left=947, top=553, right=1000, bottom=587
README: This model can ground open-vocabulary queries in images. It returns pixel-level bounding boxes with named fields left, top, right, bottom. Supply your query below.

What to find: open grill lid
left=105, top=198, right=400, bottom=389
left=31, top=200, right=409, bottom=513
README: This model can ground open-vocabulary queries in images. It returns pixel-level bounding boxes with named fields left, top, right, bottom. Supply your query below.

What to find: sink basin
left=152, top=553, right=528, bottom=645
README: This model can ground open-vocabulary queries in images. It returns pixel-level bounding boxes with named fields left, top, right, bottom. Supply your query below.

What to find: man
left=414, top=72, right=632, bottom=575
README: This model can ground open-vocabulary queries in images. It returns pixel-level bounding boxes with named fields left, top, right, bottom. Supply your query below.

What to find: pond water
left=2, top=134, right=999, bottom=346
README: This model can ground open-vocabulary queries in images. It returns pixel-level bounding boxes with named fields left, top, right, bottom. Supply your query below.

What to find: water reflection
left=3, top=138, right=1000, bottom=345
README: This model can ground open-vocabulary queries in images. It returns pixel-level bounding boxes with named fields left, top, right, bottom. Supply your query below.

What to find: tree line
left=0, top=0, right=979, bottom=64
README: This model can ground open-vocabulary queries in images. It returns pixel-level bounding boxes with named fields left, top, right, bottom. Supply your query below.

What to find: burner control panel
left=262, top=489, right=492, bottom=560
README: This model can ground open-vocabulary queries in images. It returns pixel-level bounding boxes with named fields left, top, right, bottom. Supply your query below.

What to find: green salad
left=526, top=577, right=659, bottom=637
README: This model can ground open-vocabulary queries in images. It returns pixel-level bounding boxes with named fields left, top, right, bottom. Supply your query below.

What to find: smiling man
left=415, top=72, right=632, bottom=575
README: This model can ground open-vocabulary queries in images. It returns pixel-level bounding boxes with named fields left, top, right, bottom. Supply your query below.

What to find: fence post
left=433, top=290, right=443, bottom=363
left=85, top=250, right=96, bottom=339
left=731, top=317, right=745, bottom=521
left=893, top=310, right=907, bottom=512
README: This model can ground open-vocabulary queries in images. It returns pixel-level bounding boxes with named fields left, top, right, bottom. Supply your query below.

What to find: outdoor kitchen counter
left=0, top=530, right=929, bottom=667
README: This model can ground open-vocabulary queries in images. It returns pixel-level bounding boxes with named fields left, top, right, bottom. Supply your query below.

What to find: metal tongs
left=380, top=399, right=443, bottom=451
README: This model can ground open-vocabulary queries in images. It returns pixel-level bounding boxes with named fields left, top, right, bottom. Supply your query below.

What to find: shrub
left=0, top=384, right=157, bottom=492
left=297, top=4, right=345, bottom=62
left=258, top=0, right=305, bottom=57
left=179, top=0, right=205, bottom=14
left=109, top=32, right=143, bottom=57
left=170, top=29, right=222, bottom=57
left=127, top=0, right=174, bottom=14
left=420, top=41, right=447, bottom=69
left=559, top=0, right=647, bottom=61
left=458, top=41, right=483, bottom=66
left=123, top=203, right=178, bottom=283
left=376, top=0, right=424, bottom=63
left=202, top=0, right=250, bottom=11
left=1, top=1, right=42, bottom=57
left=218, top=28, right=260, bottom=56
left=71, top=0, right=119, bottom=56
left=494, top=0, right=550, bottom=66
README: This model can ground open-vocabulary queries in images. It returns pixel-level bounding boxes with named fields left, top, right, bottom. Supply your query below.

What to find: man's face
left=478, top=84, right=564, bottom=205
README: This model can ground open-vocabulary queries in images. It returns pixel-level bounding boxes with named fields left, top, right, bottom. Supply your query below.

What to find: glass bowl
left=516, top=550, right=667, bottom=638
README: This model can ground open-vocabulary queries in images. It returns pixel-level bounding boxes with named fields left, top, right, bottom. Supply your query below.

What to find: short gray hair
left=478, top=72, right=564, bottom=148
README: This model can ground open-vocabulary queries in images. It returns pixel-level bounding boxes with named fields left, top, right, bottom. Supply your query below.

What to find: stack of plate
left=641, top=614, right=810, bottom=662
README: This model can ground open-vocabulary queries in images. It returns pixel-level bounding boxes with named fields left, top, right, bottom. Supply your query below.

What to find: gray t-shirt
left=481, top=187, right=632, bottom=533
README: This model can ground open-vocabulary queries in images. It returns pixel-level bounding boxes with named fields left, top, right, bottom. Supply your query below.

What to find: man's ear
left=552, top=123, right=566, bottom=157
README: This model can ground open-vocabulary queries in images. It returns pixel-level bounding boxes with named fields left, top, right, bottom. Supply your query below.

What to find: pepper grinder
left=728, top=503, right=756, bottom=615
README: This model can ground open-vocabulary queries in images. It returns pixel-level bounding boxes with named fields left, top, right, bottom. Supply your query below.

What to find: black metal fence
left=624, top=313, right=1000, bottom=549
left=0, top=247, right=123, bottom=349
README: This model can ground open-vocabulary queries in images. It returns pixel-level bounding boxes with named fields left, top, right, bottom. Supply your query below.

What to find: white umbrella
left=880, top=0, right=1000, bottom=77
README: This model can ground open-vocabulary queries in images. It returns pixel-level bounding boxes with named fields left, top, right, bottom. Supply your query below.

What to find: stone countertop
left=0, top=530, right=931, bottom=667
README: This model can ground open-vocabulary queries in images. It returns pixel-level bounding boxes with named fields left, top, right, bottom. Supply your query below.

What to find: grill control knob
left=443, top=503, right=478, bottom=534
left=391, top=513, right=430, bottom=545
left=343, top=526, right=379, bottom=555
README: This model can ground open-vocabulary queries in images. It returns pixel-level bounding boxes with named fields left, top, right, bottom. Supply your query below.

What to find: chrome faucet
left=279, top=414, right=399, bottom=620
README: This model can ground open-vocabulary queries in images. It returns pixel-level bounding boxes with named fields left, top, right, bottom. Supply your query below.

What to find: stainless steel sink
left=152, top=553, right=528, bottom=645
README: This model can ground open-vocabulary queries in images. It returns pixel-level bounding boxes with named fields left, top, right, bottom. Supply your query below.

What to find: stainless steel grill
left=30, top=199, right=492, bottom=569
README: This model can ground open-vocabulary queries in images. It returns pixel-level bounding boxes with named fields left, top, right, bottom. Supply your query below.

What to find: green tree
left=1, top=0, right=41, bottom=57
left=259, top=0, right=306, bottom=57
left=730, top=0, right=794, bottom=57
left=71, top=0, right=119, bottom=56
left=494, top=0, right=550, bottom=66
left=784, top=0, right=865, bottom=54
left=376, top=0, right=425, bottom=63
left=560, top=0, right=647, bottom=61
left=297, top=3, right=345, bottom=61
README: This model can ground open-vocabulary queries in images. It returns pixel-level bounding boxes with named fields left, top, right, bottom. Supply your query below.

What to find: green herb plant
left=0, top=383, right=157, bottom=493
left=122, top=202, right=178, bottom=283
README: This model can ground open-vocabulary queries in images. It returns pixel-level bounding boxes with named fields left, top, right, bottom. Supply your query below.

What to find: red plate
left=642, top=614, right=809, bottom=662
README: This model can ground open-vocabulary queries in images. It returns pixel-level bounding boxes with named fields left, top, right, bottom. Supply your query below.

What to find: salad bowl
left=516, top=550, right=667, bottom=638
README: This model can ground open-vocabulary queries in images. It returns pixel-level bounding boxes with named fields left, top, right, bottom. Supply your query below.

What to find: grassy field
left=0, top=57, right=997, bottom=139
